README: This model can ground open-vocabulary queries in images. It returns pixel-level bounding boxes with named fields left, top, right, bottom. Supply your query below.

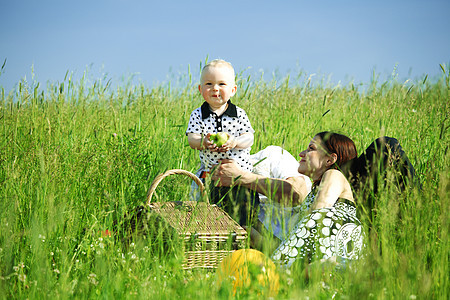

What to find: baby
left=186, top=59, right=258, bottom=226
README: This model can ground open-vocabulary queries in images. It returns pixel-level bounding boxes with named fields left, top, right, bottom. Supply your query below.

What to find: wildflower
left=13, top=266, right=19, bottom=272
left=54, top=269, right=60, bottom=274
left=88, top=273, right=98, bottom=285
left=18, top=274, right=26, bottom=282
left=102, top=229, right=111, bottom=237
left=287, top=277, right=293, bottom=286
left=409, top=296, right=417, bottom=299
left=50, top=252, right=54, bottom=256
left=321, top=281, right=330, bottom=290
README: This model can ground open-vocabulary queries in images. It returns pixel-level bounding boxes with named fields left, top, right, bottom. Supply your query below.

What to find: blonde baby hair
left=201, top=59, right=236, bottom=82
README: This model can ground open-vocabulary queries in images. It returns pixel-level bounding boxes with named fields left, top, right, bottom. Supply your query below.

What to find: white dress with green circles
left=271, top=188, right=365, bottom=267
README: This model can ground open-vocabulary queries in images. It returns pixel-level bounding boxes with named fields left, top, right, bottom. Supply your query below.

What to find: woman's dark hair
left=315, top=131, right=358, bottom=168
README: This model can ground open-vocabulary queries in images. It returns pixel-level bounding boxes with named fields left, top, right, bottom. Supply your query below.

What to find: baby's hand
left=218, top=134, right=237, bottom=152
left=204, top=133, right=220, bottom=151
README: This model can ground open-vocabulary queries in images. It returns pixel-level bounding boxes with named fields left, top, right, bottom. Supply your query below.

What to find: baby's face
left=198, top=66, right=237, bottom=110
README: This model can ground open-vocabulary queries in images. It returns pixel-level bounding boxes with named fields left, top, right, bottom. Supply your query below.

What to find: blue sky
left=1, top=0, right=449, bottom=93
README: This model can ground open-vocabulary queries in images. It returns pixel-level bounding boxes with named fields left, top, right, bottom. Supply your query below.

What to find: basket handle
left=146, top=169, right=208, bottom=205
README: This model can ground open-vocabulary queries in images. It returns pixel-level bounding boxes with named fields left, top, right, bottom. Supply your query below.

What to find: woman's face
left=298, top=136, right=331, bottom=180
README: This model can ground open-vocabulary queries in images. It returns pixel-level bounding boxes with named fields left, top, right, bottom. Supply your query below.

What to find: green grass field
left=0, top=66, right=448, bottom=299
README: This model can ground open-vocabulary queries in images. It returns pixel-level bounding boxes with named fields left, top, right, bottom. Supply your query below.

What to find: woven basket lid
left=148, top=201, right=247, bottom=236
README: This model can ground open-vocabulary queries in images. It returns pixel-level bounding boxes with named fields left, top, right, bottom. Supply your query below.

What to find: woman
left=191, top=146, right=312, bottom=242
left=212, top=132, right=365, bottom=266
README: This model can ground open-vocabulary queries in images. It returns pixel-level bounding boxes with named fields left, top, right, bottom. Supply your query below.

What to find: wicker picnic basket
left=146, top=169, right=248, bottom=269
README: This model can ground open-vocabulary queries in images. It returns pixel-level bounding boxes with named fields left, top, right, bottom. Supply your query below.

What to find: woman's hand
left=211, top=159, right=245, bottom=186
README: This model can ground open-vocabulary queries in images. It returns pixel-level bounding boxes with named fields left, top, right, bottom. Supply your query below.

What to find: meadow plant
left=0, top=66, right=448, bottom=298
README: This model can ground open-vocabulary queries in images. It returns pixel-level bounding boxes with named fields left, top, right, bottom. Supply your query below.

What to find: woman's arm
left=312, top=169, right=354, bottom=210
left=212, top=159, right=309, bottom=206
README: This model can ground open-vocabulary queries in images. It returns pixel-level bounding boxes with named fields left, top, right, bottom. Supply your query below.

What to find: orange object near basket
left=145, top=169, right=248, bottom=269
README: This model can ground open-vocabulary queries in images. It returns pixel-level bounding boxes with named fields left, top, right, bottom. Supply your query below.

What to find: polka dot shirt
left=186, top=101, right=254, bottom=172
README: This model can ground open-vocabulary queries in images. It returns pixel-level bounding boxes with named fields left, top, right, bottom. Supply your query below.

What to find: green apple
left=209, top=132, right=229, bottom=147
